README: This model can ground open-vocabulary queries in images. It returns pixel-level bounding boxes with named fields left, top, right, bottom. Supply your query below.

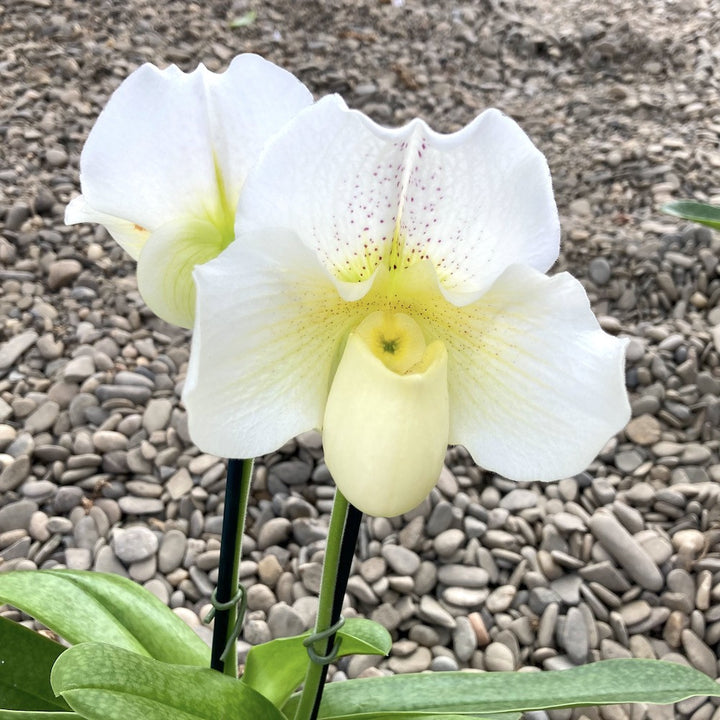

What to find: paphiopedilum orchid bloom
left=183, top=96, right=630, bottom=517
left=65, top=54, right=312, bottom=328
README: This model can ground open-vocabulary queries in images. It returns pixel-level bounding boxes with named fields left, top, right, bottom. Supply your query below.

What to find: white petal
left=323, top=331, right=449, bottom=518
left=65, top=195, right=148, bottom=260
left=77, top=56, right=311, bottom=233
left=445, top=265, right=630, bottom=481
left=393, top=109, right=560, bottom=303
left=236, top=98, right=558, bottom=301
left=136, top=219, right=228, bottom=329
left=236, top=95, right=405, bottom=292
left=206, top=54, right=313, bottom=209
left=183, top=229, right=362, bottom=458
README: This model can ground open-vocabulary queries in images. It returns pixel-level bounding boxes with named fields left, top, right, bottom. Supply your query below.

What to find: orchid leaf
left=0, top=713, right=81, bottom=720
left=230, top=10, right=257, bottom=27
left=0, top=570, right=209, bottom=666
left=283, top=659, right=720, bottom=718
left=243, top=617, right=391, bottom=707
left=51, top=643, right=285, bottom=720
left=0, top=616, right=70, bottom=712
left=662, top=200, right=720, bottom=230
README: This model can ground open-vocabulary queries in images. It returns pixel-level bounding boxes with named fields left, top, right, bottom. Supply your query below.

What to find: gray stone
left=433, top=528, right=465, bottom=557
left=0, top=499, right=38, bottom=533
left=500, top=488, right=538, bottom=512
left=292, top=596, right=318, bottom=628
left=382, top=544, right=420, bottom=575
left=158, top=529, right=187, bottom=573
left=74, top=515, right=99, bottom=550
left=63, top=354, right=96, bottom=382
left=93, top=545, right=129, bottom=576
left=5, top=202, right=31, bottom=231
left=257, top=517, right=291, bottom=550
left=578, top=561, right=631, bottom=592
left=589, top=513, right=663, bottom=591
left=431, top=655, right=459, bottom=671
left=550, top=574, right=582, bottom=605
left=65, top=547, right=92, bottom=570
left=589, top=257, right=612, bottom=285
left=144, top=578, right=170, bottom=605
left=299, top=562, right=322, bottom=594
left=96, top=385, right=152, bottom=404
left=92, top=430, right=128, bottom=452
left=452, top=616, right=477, bottom=661
left=269, top=460, right=312, bottom=486
left=247, top=584, right=277, bottom=613
left=267, top=603, right=306, bottom=638
left=414, top=561, right=437, bottom=595
left=113, top=526, right=159, bottom=564
left=292, top=517, right=328, bottom=545
left=166, top=468, right=193, bottom=500
left=620, top=600, right=651, bottom=627
left=485, top=584, right=517, bottom=613
left=24, top=401, right=60, bottom=434
left=388, top=646, right=432, bottom=673
left=0, top=331, right=38, bottom=370
left=681, top=630, right=716, bottom=677
left=371, top=602, right=402, bottom=631
left=244, top=619, right=272, bottom=645
left=442, top=586, right=488, bottom=607
left=118, top=497, right=164, bottom=515
left=48, top=259, right=82, bottom=290
left=53, top=487, right=84, bottom=513
left=143, top=398, right=173, bottom=433
left=561, top=607, right=589, bottom=664
left=436, top=564, right=489, bottom=588
left=418, top=596, right=456, bottom=628
left=426, top=500, right=454, bottom=536
left=0, top=455, right=31, bottom=492
left=614, top=450, right=644, bottom=474
left=484, top=642, right=515, bottom=671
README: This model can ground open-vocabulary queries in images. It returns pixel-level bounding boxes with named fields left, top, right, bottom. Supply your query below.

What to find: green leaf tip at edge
left=292, top=659, right=720, bottom=719
left=0, top=570, right=209, bottom=666
left=662, top=200, right=720, bottom=230
left=0, top=615, right=71, bottom=712
left=230, top=10, right=257, bottom=27
left=0, top=713, right=82, bottom=720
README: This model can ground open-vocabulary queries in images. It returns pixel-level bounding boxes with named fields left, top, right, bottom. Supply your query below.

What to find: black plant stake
left=207, top=457, right=253, bottom=675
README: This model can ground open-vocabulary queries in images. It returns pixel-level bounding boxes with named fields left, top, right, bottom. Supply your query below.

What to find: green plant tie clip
left=204, top=584, right=248, bottom=662
left=302, top=615, right=346, bottom=665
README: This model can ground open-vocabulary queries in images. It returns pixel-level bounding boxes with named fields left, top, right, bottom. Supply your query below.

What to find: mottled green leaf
left=0, top=570, right=208, bottom=666
left=51, top=643, right=284, bottom=720
left=284, top=659, right=720, bottom=718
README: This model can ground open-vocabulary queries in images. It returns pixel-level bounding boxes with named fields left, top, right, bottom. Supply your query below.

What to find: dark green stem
left=294, top=489, right=364, bottom=720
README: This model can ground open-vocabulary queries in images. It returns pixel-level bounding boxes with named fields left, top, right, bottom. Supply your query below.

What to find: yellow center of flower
left=355, top=311, right=427, bottom=374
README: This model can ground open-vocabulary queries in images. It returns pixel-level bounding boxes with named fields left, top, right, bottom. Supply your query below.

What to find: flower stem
left=210, top=457, right=253, bottom=677
left=294, top=489, right=363, bottom=720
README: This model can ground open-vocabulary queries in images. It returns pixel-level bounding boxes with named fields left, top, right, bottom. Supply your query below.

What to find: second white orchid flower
left=184, top=96, right=630, bottom=517
left=66, top=54, right=312, bottom=328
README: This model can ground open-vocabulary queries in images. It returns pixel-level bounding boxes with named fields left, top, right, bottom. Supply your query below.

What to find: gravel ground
left=2, top=1, right=720, bottom=719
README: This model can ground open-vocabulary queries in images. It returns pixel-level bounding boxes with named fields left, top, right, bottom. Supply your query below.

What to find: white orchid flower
left=65, top=54, right=313, bottom=328
left=183, top=96, right=630, bottom=517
